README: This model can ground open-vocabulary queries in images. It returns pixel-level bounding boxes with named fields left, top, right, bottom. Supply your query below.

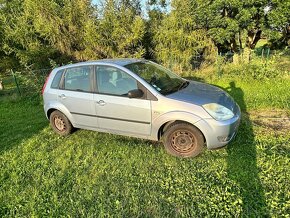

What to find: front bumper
left=194, top=108, right=241, bottom=150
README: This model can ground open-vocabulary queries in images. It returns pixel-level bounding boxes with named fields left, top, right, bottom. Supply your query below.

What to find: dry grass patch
left=249, top=109, right=290, bottom=134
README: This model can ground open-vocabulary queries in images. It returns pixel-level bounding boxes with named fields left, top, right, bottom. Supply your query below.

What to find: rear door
left=57, top=65, right=98, bottom=128
left=93, top=65, right=152, bottom=136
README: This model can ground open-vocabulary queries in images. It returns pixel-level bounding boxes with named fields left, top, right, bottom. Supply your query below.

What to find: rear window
left=51, top=70, right=64, bottom=89
left=64, top=66, right=92, bottom=92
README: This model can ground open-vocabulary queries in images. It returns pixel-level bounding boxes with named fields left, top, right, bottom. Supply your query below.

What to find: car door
left=93, top=65, right=152, bottom=136
left=57, top=65, right=98, bottom=128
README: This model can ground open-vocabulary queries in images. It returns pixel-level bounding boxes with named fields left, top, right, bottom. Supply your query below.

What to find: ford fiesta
left=42, top=59, right=241, bottom=157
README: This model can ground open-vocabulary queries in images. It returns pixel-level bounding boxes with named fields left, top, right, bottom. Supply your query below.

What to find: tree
left=187, top=0, right=270, bottom=52
left=187, top=0, right=289, bottom=51
left=153, top=0, right=216, bottom=70
left=24, top=0, right=97, bottom=60
left=0, top=0, right=103, bottom=70
left=143, top=0, right=168, bottom=60
left=0, top=0, right=52, bottom=69
left=266, top=0, right=290, bottom=47
left=0, top=0, right=147, bottom=71
left=96, top=0, right=146, bottom=58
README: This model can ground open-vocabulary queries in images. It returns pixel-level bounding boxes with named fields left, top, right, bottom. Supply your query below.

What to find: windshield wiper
left=178, top=80, right=189, bottom=90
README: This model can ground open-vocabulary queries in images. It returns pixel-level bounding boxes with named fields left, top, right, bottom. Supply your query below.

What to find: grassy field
left=0, top=74, right=290, bottom=217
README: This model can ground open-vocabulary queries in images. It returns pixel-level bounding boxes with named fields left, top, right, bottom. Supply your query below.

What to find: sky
left=91, top=0, right=170, bottom=16
left=92, top=0, right=148, bottom=8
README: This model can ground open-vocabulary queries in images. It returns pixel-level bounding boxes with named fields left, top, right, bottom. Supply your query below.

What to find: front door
left=93, top=65, right=151, bottom=136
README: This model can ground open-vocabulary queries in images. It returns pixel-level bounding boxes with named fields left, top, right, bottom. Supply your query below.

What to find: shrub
left=220, top=53, right=289, bottom=80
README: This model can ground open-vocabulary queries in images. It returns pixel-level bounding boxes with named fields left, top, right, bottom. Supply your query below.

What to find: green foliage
left=159, top=0, right=288, bottom=52
left=95, top=0, right=146, bottom=58
left=187, top=0, right=269, bottom=51
left=143, top=6, right=166, bottom=60
left=0, top=0, right=72, bottom=70
left=23, top=0, right=95, bottom=60
left=149, top=0, right=288, bottom=69
left=0, top=0, right=146, bottom=72
left=153, top=0, right=216, bottom=71
left=265, top=0, right=290, bottom=48
left=219, top=53, right=290, bottom=80
left=13, top=70, right=47, bottom=95
left=0, top=0, right=289, bottom=76
left=0, top=68, right=50, bottom=99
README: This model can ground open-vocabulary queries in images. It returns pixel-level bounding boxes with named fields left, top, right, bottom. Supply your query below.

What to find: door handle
left=96, top=100, right=106, bottom=106
left=58, top=94, right=66, bottom=99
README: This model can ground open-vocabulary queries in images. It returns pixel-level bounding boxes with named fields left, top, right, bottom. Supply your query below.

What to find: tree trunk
left=238, top=30, right=243, bottom=51
left=246, top=29, right=262, bottom=49
left=230, top=37, right=238, bottom=53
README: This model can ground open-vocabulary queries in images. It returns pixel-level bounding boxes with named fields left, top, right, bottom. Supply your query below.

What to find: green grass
left=0, top=76, right=290, bottom=217
left=210, top=78, right=290, bottom=110
left=0, top=76, right=19, bottom=97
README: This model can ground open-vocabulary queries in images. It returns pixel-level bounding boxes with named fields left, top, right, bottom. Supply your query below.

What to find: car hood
left=167, top=80, right=237, bottom=112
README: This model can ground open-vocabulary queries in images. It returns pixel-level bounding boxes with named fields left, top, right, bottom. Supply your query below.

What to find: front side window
left=96, top=66, right=137, bottom=96
left=64, top=66, right=92, bottom=92
left=125, top=61, right=187, bottom=95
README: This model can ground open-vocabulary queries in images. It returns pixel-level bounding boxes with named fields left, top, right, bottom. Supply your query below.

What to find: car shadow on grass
left=225, top=81, right=269, bottom=216
left=0, top=98, right=47, bottom=154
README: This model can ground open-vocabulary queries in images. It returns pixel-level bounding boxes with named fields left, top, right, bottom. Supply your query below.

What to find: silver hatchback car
left=42, top=59, right=240, bottom=157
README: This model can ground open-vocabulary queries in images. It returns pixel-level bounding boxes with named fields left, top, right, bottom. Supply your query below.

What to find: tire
left=50, top=110, right=73, bottom=136
left=163, top=122, right=205, bottom=158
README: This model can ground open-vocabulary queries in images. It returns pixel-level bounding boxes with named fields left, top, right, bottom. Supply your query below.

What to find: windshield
left=125, top=61, right=187, bottom=95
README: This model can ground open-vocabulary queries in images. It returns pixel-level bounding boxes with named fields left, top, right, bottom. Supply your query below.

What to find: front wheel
left=50, top=110, right=73, bottom=136
left=163, top=122, right=205, bottom=158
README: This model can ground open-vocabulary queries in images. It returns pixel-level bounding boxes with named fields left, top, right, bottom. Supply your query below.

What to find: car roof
left=54, top=58, right=145, bottom=71
left=87, top=58, right=145, bottom=66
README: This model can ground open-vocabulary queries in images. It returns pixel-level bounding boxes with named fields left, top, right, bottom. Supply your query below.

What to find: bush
left=220, top=53, right=289, bottom=80
left=15, top=70, right=49, bottom=95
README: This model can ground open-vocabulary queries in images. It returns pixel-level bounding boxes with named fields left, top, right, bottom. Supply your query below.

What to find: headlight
left=203, top=103, right=234, bottom=121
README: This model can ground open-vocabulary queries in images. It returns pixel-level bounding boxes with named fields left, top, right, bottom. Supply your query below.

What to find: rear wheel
left=163, top=122, right=204, bottom=158
left=50, top=110, right=73, bottom=136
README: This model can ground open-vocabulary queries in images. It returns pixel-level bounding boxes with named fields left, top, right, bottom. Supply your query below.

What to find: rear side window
left=51, top=69, right=64, bottom=89
left=64, top=66, right=92, bottom=92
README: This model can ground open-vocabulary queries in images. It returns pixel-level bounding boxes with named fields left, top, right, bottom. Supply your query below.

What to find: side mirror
left=127, top=89, right=144, bottom=98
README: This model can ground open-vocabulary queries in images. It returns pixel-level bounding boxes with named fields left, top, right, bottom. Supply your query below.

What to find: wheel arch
left=47, top=108, right=57, bottom=119
left=157, top=120, right=206, bottom=143
left=45, top=102, right=76, bottom=126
